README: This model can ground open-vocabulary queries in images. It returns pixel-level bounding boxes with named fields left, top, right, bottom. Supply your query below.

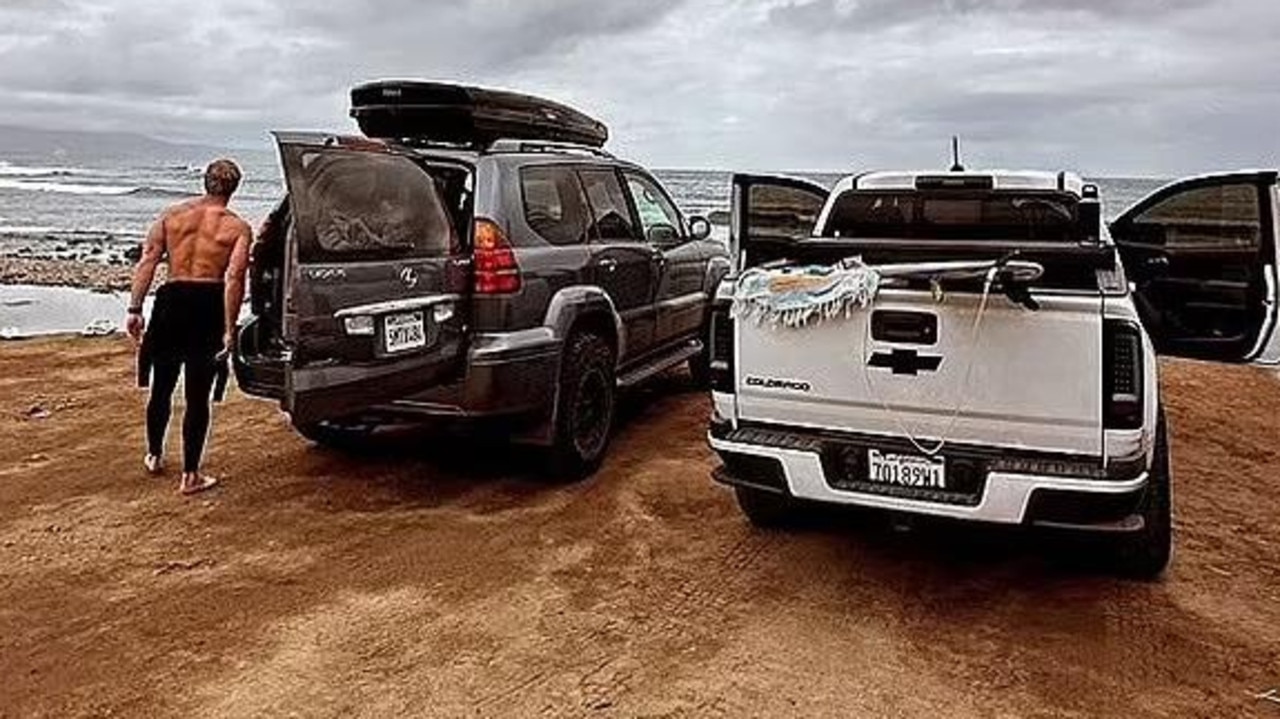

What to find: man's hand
left=126, top=313, right=145, bottom=343
left=223, top=329, right=236, bottom=354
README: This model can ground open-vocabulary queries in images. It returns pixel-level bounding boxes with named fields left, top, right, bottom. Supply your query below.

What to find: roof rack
left=486, top=138, right=615, bottom=159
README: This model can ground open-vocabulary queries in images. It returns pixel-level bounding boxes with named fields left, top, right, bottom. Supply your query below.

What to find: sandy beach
left=1, top=336, right=1278, bottom=717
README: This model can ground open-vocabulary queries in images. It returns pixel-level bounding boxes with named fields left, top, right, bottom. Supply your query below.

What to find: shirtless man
left=126, top=159, right=252, bottom=495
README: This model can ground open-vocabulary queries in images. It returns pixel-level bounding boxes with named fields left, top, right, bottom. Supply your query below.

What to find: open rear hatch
left=245, top=133, right=474, bottom=426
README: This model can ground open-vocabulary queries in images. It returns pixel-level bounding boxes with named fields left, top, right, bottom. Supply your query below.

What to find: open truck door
left=276, top=133, right=473, bottom=426
left=731, top=174, right=829, bottom=271
left=1112, top=171, right=1280, bottom=364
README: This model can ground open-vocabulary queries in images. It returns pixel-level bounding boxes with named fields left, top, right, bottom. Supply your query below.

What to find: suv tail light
left=1104, top=320, right=1144, bottom=429
left=710, top=301, right=734, bottom=393
left=473, top=218, right=521, bottom=294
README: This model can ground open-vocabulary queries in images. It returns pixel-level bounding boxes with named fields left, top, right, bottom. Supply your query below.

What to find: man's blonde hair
left=204, top=158, right=242, bottom=199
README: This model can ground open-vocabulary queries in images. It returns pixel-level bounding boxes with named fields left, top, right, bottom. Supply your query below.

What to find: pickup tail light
left=710, top=301, right=734, bottom=393
left=1104, top=320, right=1144, bottom=430
left=473, top=218, right=522, bottom=294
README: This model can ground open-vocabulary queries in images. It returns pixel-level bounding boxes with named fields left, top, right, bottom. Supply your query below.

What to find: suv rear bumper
left=379, top=328, right=561, bottom=418
left=709, top=427, right=1150, bottom=530
left=235, top=327, right=562, bottom=420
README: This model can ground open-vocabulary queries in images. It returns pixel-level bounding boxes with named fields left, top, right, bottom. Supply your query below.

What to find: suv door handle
left=597, top=258, right=618, bottom=272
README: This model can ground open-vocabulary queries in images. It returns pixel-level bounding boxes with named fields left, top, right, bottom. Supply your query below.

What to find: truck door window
left=748, top=184, right=825, bottom=243
left=1126, top=183, right=1261, bottom=250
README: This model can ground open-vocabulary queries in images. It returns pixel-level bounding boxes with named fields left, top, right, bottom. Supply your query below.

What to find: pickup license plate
left=383, top=312, right=427, bottom=354
left=867, top=449, right=946, bottom=490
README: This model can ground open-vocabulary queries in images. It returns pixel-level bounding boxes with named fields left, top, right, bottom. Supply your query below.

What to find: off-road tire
left=1109, top=409, right=1173, bottom=580
left=734, top=486, right=801, bottom=528
left=546, top=332, right=616, bottom=480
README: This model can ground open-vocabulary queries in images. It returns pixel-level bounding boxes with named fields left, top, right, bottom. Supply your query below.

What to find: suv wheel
left=1110, top=409, right=1173, bottom=580
left=295, top=420, right=377, bottom=451
left=547, top=332, right=616, bottom=480
left=734, top=486, right=800, bottom=528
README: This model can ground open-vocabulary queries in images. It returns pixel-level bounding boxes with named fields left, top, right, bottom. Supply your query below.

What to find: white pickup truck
left=707, top=169, right=1280, bottom=578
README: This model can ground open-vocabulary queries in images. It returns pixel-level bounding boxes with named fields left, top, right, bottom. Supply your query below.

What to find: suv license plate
left=383, top=312, right=427, bottom=354
left=867, top=450, right=946, bottom=490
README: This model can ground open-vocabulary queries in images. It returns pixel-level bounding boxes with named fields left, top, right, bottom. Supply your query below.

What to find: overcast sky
left=1, top=0, right=1277, bottom=175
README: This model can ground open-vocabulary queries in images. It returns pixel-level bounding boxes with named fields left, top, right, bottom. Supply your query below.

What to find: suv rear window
left=520, top=166, right=590, bottom=246
left=288, top=149, right=466, bottom=262
left=823, top=190, right=1082, bottom=242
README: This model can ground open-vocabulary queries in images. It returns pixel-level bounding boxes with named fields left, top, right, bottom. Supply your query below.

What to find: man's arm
left=126, top=217, right=166, bottom=342
left=222, top=221, right=253, bottom=352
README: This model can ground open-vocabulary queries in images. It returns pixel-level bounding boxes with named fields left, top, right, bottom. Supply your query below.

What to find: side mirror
left=648, top=224, right=681, bottom=246
left=688, top=216, right=712, bottom=241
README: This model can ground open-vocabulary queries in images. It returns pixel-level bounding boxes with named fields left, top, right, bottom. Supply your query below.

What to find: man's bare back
left=158, top=197, right=251, bottom=283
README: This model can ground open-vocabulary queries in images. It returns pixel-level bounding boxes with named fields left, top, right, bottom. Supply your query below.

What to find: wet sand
left=2, top=336, right=1279, bottom=717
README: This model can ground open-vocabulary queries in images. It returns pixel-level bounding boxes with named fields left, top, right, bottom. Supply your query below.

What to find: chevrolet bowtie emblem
left=868, top=349, right=943, bottom=376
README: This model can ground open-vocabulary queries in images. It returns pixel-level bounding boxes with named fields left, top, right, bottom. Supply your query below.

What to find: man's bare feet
left=144, top=454, right=165, bottom=476
left=179, top=473, right=219, bottom=496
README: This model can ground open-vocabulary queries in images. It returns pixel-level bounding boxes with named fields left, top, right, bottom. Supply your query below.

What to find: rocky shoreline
left=0, top=258, right=159, bottom=293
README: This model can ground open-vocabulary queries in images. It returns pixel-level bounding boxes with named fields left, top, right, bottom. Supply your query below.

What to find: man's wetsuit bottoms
left=140, top=282, right=225, bottom=474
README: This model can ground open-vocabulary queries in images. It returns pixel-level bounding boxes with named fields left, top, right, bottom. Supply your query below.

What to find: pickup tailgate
left=735, top=290, right=1104, bottom=456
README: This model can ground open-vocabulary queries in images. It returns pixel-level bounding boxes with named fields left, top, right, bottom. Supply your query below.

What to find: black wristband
left=127, top=306, right=144, bottom=316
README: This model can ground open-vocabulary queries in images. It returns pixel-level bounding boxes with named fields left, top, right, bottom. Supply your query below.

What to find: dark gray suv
left=235, top=119, right=729, bottom=477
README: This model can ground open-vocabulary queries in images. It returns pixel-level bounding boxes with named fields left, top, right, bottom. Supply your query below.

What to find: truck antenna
left=950, top=136, right=965, bottom=172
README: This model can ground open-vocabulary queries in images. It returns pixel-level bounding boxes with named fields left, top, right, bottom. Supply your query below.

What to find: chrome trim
left=709, top=434, right=1148, bottom=525
left=334, top=294, right=462, bottom=319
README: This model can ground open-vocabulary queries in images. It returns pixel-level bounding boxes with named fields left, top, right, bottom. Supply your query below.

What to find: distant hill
left=0, top=126, right=234, bottom=165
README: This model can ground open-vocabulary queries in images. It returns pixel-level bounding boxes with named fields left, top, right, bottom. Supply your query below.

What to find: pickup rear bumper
left=709, top=425, right=1150, bottom=530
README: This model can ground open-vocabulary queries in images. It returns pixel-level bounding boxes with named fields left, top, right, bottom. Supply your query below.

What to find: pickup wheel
left=546, top=332, right=616, bottom=480
left=734, top=486, right=800, bottom=528
left=1109, top=409, right=1173, bottom=580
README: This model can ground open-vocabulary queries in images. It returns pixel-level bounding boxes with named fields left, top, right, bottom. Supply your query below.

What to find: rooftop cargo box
left=350, top=80, right=609, bottom=149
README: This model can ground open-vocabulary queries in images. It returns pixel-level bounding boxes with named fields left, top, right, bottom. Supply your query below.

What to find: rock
left=25, top=405, right=51, bottom=420
left=82, top=318, right=117, bottom=337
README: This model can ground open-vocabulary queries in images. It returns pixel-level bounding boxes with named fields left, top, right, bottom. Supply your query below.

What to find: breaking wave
left=0, top=178, right=193, bottom=198
left=0, top=161, right=92, bottom=178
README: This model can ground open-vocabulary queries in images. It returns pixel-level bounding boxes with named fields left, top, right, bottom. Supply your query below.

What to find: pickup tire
left=546, top=332, right=616, bottom=480
left=1110, top=410, right=1173, bottom=580
left=734, top=486, right=800, bottom=528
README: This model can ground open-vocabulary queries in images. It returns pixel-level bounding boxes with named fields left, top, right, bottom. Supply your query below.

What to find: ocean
left=0, top=148, right=1171, bottom=266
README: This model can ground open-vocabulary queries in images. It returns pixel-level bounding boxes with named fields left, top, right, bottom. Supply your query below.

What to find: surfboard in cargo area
left=349, top=80, right=610, bottom=148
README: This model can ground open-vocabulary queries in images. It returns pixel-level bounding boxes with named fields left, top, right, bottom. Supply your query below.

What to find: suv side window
left=578, top=168, right=640, bottom=242
left=1127, top=182, right=1262, bottom=250
left=520, top=165, right=590, bottom=246
left=624, top=172, right=684, bottom=245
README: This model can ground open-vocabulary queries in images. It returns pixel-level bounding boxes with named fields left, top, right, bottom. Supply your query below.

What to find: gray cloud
left=768, top=0, right=1213, bottom=33
left=0, top=0, right=1277, bottom=175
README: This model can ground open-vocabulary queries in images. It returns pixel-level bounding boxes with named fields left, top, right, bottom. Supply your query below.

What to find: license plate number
left=867, top=450, right=946, bottom=489
left=383, top=312, right=427, bottom=354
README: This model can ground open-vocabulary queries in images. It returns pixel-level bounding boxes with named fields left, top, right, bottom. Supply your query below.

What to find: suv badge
left=399, top=267, right=420, bottom=289
left=868, top=349, right=943, bottom=376
left=745, top=376, right=812, bottom=393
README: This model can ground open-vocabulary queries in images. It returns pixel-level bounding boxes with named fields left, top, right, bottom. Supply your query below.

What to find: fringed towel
left=732, top=260, right=881, bottom=329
